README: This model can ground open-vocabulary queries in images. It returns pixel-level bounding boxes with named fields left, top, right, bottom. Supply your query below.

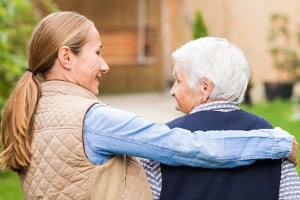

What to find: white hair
left=172, top=37, right=251, bottom=103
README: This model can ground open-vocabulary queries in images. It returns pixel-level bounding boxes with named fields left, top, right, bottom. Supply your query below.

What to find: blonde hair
left=0, top=11, right=93, bottom=173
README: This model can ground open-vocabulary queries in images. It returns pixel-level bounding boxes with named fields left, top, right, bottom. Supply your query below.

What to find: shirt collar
left=190, top=101, right=240, bottom=114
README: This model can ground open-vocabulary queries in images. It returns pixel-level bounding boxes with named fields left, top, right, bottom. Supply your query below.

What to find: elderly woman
left=141, top=37, right=300, bottom=200
left=0, top=12, right=297, bottom=200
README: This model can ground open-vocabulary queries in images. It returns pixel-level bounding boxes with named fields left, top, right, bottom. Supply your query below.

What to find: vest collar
left=41, top=80, right=98, bottom=100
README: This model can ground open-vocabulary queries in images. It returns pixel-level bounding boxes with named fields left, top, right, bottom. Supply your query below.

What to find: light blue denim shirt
left=83, top=103, right=292, bottom=168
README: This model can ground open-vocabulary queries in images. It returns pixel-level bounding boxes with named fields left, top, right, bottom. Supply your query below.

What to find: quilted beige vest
left=19, top=81, right=152, bottom=200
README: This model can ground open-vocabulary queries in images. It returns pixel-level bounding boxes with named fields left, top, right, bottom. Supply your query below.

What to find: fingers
left=288, top=136, right=298, bottom=166
left=293, top=137, right=298, bottom=166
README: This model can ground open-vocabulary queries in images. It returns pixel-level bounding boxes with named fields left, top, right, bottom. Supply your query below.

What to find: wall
left=168, top=0, right=300, bottom=85
left=48, top=0, right=165, bottom=93
left=32, top=0, right=300, bottom=94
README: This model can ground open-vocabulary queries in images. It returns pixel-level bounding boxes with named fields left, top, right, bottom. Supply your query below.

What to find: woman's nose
left=170, top=85, right=175, bottom=97
left=100, top=57, right=109, bottom=73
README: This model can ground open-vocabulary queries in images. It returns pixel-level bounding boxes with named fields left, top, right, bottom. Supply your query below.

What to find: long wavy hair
left=0, top=11, right=93, bottom=173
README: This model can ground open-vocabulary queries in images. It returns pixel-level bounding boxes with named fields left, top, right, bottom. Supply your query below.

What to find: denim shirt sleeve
left=83, top=104, right=292, bottom=168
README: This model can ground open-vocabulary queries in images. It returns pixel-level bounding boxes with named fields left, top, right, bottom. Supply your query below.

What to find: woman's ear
left=57, top=46, right=72, bottom=70
left=201, top=77, right=214, bottom=102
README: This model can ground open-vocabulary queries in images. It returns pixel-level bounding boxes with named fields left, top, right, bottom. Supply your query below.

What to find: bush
left=0, top=0, right=59, bottom=116
left=193, top=11, right=209, bottom=39
left=0, top=0, right=38, bottom=113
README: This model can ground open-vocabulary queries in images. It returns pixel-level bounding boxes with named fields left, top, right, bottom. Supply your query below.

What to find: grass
left=0, top=99, right=299, bottom=199
left=0, top=170, right=23, bottom=200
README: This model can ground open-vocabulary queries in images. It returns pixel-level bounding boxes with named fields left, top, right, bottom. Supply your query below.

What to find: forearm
left=84, top=104, right=292, bottom=168
left=163, top=129, right=292, bottom=167
left=279, top=159, right=300, bottom=199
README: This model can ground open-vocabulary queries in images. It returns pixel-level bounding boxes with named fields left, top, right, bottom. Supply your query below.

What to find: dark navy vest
left=160, top=110, right=281, bottom=200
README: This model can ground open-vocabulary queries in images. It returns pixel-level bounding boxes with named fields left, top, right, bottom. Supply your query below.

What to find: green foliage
left=0, top=0, right=59, bottom=115
left=0, top=0, right=38, bottom=112
left=192, top=11, right=209, bottom=39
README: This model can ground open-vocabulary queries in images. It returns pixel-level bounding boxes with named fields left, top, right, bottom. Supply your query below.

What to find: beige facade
left=34, top=0, right=300, bottom=93
left=170, top=0, right=300, bottom=85
left=47, top=0, right=166, bottom=93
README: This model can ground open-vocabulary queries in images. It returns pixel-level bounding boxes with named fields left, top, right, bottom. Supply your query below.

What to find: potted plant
left=266, top=13, right=300, bottom=101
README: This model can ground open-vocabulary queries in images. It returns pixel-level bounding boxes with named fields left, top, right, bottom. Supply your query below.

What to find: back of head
left=172, top=37, right=250, bottom=103
left=28, top=11, right=93, bottom=75
left=0, top=11, right=93, bottom=173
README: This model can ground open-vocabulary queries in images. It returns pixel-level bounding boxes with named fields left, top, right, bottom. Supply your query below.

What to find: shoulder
left=241, top=110, right=273, bottom=128
left=166, top=115, right=189, bottom=128
left=281, top=159, right=300, bottom=180
left=236, top=109, right=273, bottom=129
left=279, top=159, right=300, bottom=199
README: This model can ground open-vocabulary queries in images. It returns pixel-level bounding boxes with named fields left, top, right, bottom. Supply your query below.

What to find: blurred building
left=34, top=0, right=300, bottom=95
left=43, top=0, right=170, bottom=93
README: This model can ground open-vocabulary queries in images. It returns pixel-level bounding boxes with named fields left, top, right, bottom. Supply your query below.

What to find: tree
left=0, top=0, right=58, bottom=115
left=192, top=11, right=209, bottom=39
